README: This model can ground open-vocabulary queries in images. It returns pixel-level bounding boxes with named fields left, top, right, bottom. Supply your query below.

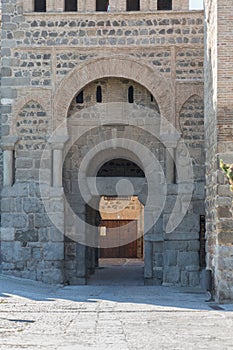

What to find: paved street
left=0, top=265, right=233, bottom=350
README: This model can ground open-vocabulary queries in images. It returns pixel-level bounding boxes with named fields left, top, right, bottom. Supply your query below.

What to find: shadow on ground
left=0, top=259, right=232, bottom=312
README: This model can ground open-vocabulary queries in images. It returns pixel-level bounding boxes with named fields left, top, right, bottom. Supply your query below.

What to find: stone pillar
left=23, top=0, right=34, bottom=12
left=78, top=0, right=85, bottom=11
left=55, top=0, right=64, bottom=11
left=140, top=0, right=149, bottom=11
left=47, top=0, right=64, bottom=11
left=53, top=149, right=63, bottom=187
left=47, top=0, right=55, bottom=11
left=85, top=0, right=95, bottom=12
left=1, top=136, right=18, bottom=187
left=144, top=240, right=153, bottom=279
left=173, top=0, right=189, bottom=11
left=3, top=150, right=14, bottom=186
left=166, top=148, right=175, bottom=184
left=109, top=0, right=126, bottom=11
left=160, top=135, right=179, bottom=184
left=149, top=0, right=157, bottom=11
left=50, top=135, right=69, bottom=187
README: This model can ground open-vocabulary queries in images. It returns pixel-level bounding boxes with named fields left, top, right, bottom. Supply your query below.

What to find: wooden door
left=99, top=220, right=138, bottom=258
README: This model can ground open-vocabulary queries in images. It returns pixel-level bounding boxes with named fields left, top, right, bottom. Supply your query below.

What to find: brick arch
left=176, top=84, right=204, bottom=117
left=16, top=100, right=49, bottom=149
left=53, top=56, right=172, bottom=129
left=178, top=93, right=204, bottom=115
left=179, top=94, right=204, bottom=143
left=12, top=90, right=51, bottom=135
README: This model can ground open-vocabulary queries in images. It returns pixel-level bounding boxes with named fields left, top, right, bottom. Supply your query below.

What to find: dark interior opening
left=157, top=0, right=172, bottom=10
left=96, top=86, right=102, bottom=103
left=96, top=0, right=109, bottom=11
left=34, top=0, right=46, bottom=12
left=97, top=158, right=145, bottom=177
left=76, top=91, right=84, bottom=104
left=127, top=0, right=140, bottom=11
left=128, top=86, right=134, bottom=103
left=65, top=0, right=77, bottom=11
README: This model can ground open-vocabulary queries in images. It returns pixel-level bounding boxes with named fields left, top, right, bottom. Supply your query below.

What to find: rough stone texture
left=1, top=0, right=225, bottom=295
left=204, top=0, right=233, bottom=302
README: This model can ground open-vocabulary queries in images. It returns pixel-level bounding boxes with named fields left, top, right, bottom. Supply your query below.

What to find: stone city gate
left=1, top=57, right=204, bottom=286
left=1, top=0, right=233, bottom=302
left=47, top=97, right=200, bottom=285
left=62, top=115, right=164, bottom=285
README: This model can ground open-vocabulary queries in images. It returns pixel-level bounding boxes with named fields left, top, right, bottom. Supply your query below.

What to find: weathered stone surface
left=15, top=229, right=38, bottom=242
left=43, top=243, right=64, bottom=261
left=177, top=252, right=199, bottom=268
left=4, top=0, right=232, bottom=299
left=0, top=228, right=15, bottom=241
left=41, top=269, right=64, bottom=284
left=163, top=266, right=180, bottom=284
left=164, top=250, right=177, bottom=266
left=1, top=213, right=28, bottom=228
left=1, top=242, right=22, bottom=262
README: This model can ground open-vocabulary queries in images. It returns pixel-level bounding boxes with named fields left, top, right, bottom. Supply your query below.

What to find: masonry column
left=109, top=0, right=126, bottom=11
left=85, top=0, right=95, bottom=12
left=140, top=0, right=149, bottom=11
left=149, top=0, right=157, bottom=11
left=23, top=0, right=34, bottom=12
left=160, top=136, right=179, bottom=184
left=47, top=0, right=64, bottom=11
left=166, top=148, right=175, bottom=184
left=2, top=136, right=18, bottom=187
left=173, top=0, right=189, bottom=11
left=50, top=135, right=69, bottom=187
left=78, top=0, right=85, bottom=11
left=53, top=148, right=63, bottom=187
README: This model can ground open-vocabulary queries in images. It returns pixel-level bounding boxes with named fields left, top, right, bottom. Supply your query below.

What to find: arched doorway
left=86, top=159, right=145, bottom=285
left=61, top=75, right=186, bottom=286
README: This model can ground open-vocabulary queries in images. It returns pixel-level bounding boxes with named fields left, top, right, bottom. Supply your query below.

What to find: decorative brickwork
left=16, top=100, right=48, bottom=149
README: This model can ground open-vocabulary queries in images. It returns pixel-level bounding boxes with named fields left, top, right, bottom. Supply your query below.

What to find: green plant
left=220, top=159, right=233, bottom=192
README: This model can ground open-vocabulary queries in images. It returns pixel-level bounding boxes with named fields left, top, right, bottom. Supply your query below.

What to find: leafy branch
left=220, top=159, right=233, bottom=192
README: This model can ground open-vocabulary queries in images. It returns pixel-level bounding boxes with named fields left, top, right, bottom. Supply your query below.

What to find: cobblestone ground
left=0, top=274, right=233, bottom=350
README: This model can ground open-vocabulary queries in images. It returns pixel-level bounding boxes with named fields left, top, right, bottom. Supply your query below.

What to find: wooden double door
left=99, top=220, right=138, bottom=258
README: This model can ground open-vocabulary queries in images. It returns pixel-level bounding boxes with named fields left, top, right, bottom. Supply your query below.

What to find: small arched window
left=127, top=0, right=140, bottom=11
left=35, top=0, right=46, bottom=12
left=157, top=0, right=172, bottom=10
left=151, top=94, right=154, bottom=102
left=65, top=0, right=77, bottom=11
left=96, top=86, right=102, bottom=103
left=128, top=86, right=134, bottom=103
left=76, top=91, right=84, bottom=104
left=96, top=0, right=109, bottom=11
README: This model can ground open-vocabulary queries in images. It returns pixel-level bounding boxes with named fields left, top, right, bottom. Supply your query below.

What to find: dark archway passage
left=87, top=258, right=144, bottom=286
left=87, top=159, right=145, bottom=285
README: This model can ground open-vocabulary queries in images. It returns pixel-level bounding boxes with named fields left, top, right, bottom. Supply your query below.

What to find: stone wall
left=204, top=0, right=218, bottom=297
left=216, top=1, right=233, bottom=302
left=0, top=3, right=3, bottom=192
left=205, top=1, right=233, bottom=301
left=204, top=0, right=233, bottom=302
left=0, top=0, right=206, bottom=287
